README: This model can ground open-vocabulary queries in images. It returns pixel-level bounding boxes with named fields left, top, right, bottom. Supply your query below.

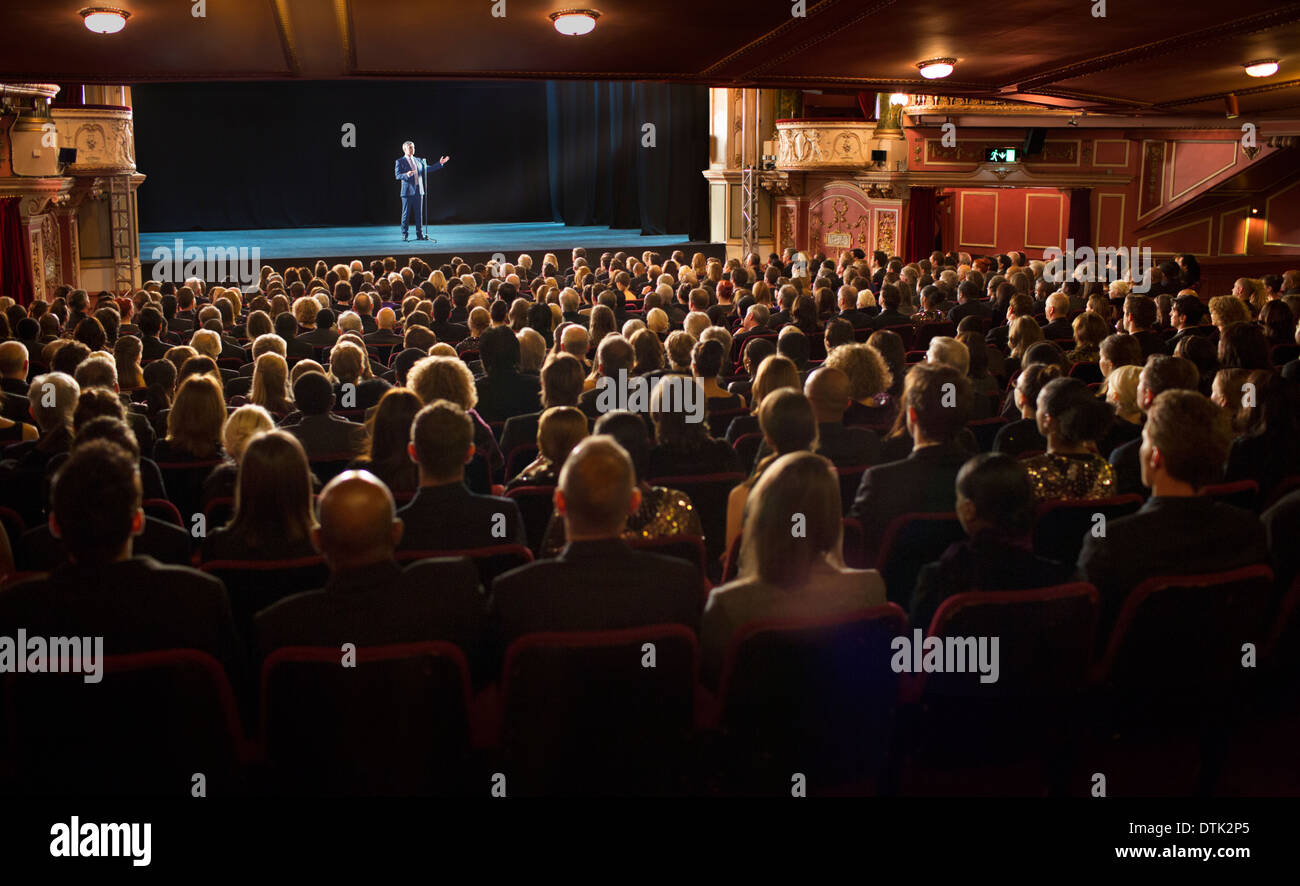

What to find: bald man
left=254, top=470, right=487, bottom=672
left=560, top=323, right=591, bottom=368
left=488, top=437, right=700, bottom=647
left=804, top=367, right=881, bottom=468
left=0, top=340, right=32, bottom=424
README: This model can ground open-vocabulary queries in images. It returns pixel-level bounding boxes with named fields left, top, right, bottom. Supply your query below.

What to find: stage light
left=80, top=7, right=130, bottom=34
left=917, top=58, right=956, bottom=79
left=1244, top=59, right=1279, bottom=78
left=889, top=93, right=909, bottom=106
left=550, top=9, right=599, bottom=36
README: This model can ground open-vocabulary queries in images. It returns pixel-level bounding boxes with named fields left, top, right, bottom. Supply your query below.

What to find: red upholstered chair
left=395, top=544, right=533, bottom=588
left=4, top=649, right=248, bottom=795
left=500, top=624, right=698, bottom=796
left=260, top=642, right=473, bottom=795
left=1032, top=494, right=1143, bottom=565
left=874, top=512, right=967, bottom=608
left=503, top=485, right=557, bottom=556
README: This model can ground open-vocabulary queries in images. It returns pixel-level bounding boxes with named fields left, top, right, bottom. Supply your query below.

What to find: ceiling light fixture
left=1244, top=59, right=1279, bottom=78
left=550, top=9, right=600, bottom=36
left=79, top=7, right=130, bottom=34
left=917, top=58, right=956, bottom=79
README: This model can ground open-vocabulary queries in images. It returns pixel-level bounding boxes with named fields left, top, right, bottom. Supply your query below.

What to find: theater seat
left=395, top=544, right=532, bottom=588
left=629, top=534, right=709, bottom=606
left=200, top=556, right=331, bottom=642
left=875, top=513, right=966, bottom=608
left=1032, top=495, right=1143, bottom=565
left=500, top=624, right=698, bottom=796
left=4, top=649, right=248, bottom=795
left=1201, top=479, right=1259, bottom=513
left=503, top=485, right=556, bottom=556
left=900, top=583, right=1100, bottom=796
left=1080, top=565, right=1275, bottom=796
left=714, top=605, right=906, bottom=794
left=649, top=473, right=745, bottom=584
left=259, top=642, right=473, bottom=795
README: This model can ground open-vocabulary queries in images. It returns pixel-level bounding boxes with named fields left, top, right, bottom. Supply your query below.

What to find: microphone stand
left=420, top=158, right=437, bottom=245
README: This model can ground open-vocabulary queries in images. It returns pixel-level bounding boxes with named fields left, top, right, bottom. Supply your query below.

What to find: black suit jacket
left=141, top=335, right=171, bottom=361
left=396, top=482, right=527, bottom=552
left=254, top=557, right=487, bottom=677
left=297, top=328, right=339, bottom=349
left=474, top=371, right=542, bottom=424
left=284, top=413, right=367, bottom=458
left=848, top=441, right=971, bottom=564
left=837, top=309, right=874, bottom=330
left=0, top=556, right=240, bottom=679
left=948, top=300, right=992, bottom=327
left=284, top=338, right=314, bottom=361
left=1077, top=496, right=1270, bottom=644
left=17, top=515, right=191, bottom=571
left=872, top=309, right=912, bottom=331
left=489, top=538, right=700, bottom=648
left=363, top=329, right=404, bottom=347
left=1132, top=329, right=1170, bottom=360
left=431, top=320, right=470, bottom=345
left=1041, top=317, right=1075, bottom=340
left=815, top=422, right=880, bottom=468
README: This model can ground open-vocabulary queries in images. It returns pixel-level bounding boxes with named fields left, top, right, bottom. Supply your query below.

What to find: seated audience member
left=1175, top=333, right=1220, bottom=396
left=702, top=451, right=885, bottom=687
left=396, top=400, right=526, bottom=551
left=993, top=362, right=1061, bottom=457
left=1108, top=355, right=1201, bottom=496
left=803, top=366, right=880, bottom=467
left=849, top=363, right=973, bottom=564
left=153, top=374, right=225, bottom=464
left=1005, top=314, right=1044, bottom=377
left=1263, top=488, right=1300, bottom=594
left=0, top=441, right=239, bottom=677
left=579, top=333, right=636, bottom=417
left=248, top=352, right=294, bottom=418
left=693, top=339, right=745, bottom=411
left=200, top=430, right=318, bottom=563
left=725, top=389, right=818, bottom=552
left=282, top=371, right=367, bottom=459
left=201, top=404, right=274, bottom=507
left=1224, top=372, right=1300, bottom=500
left=17, top=418, right=191, bottom=570
left=1078, top=390, right=1270, bottom=641
left=911, top=453, right=1075, bottom=631
left=1166, top=293, right=1213, bottom=351
left=1022, top=378, right=1116, bottom=502
left=1122, top=295, right=1169, bottom=360
left=871, top=283, right=911, bottom=330
left=1065, top=311, right=1109, bottom=364
left=1039, top=292, right=1075, bottom=341
left=473, top=325, right=542, bottom=423
left=506, top=405, right=588, bottom=490
left=1106, top=365, right=1143, bottom=427
left=724, top=353, right=800, bottom=445
left=254, top=470, right=486, bottom=672
left=350, top=388, right=423, bottom=497
left=1096, top=332, right=1143, bottom=399
left=824, top=343, right=896, bottom=431
left=1218, top=320, right=1272, bottom=371
left=646, top=377, right=741, bottom=479
left=728, top=337, right=776, bottom=402
left=408, top=354, right=501, bottom=476
left=911, top=285, right=947, bottom=324
left=539, top=410, right=703, bottom=556
left=499, top=352, right=584, bottom=461
left=489, top=437, right=701, bottom=646
left=958, top=330, right=1001, bottom=400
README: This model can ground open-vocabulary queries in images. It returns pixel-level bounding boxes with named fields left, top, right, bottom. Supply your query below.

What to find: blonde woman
left=114, top=335, right=146, bottom=391
left=251, top=352, right=293, bottom=417
left=1106, top=364, right=1143, bottom=425
left=202, top=403, right=275, bottom=507
left=1007, top=314, right=1045, bottom=373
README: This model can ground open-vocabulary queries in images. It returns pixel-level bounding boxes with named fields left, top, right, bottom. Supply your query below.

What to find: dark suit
left=490, top=538, right=700, bottom=648
left=0, top=556, right=240, bottom=679
left=474, top=371, right=542, bottom=424
left=284, top=412, right=367, bottom=458
left=1077, top=496, right=1270, bottom=643
left=296, top=328, right=339, bottom=350
left=948, top=300, right=992, bottom=327
left=17, top=515, right=191, bottom=571
left=363, top=328, right=404, bottom=348
left=254, top=557, right=487, bottom=676
left=395, top=155, right=444, bottom=237
left=1131, top=329, right=1169, bottom=360
left=872, top=309, right=912, bottom=331
left=1041, top=317, right=1074, bottom=340
left=397, top=482, right=527, bottom=552
left=911, top=531, right=1075, bottom=631
left=815, top=422, right=880, bottom=468
left=837, top=309, right=874, bottom=330
left=430, top=320, right=470, bottom=346
left=848, top=441, right=971, bottom=564
left=141, top=335, right=171, bottom=361
left=284, top=337, right=314, bottom=362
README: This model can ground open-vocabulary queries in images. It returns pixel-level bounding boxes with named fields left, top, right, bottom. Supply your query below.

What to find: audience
left=1022, top=377, right=1116, bottom=502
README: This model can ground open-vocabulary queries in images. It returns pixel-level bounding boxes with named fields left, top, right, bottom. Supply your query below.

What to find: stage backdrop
left=133, top=80, right=709, bottom=239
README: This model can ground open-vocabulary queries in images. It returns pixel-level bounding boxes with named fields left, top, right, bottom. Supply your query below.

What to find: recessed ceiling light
left=80, top=7, right=130, bottom=34
left=917, top=58, right=956, bottom=79
left=1244, top=59, right=1280, bottom=78
left=550, top=9, right=600, bottom=36
left=889, top=93, right=909, bottom=106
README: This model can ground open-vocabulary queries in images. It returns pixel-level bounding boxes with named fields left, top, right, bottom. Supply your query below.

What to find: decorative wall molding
left=776, top=120, right=877, bottom=168
left=52, top=107, right=136, bottom=174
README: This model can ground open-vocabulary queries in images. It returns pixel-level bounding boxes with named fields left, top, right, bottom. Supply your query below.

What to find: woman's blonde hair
left=749, top=354, right=801, bottom=412
left=823, top=343, right=893, bottom=402
left=222, top=404, right=274, bottom=463
left=407, top=355, right=478, bottom=409
left=166, top=375, right=226, bottom=458
left=1107, top=364, right=1142, bottom=421
left=537, top=405, right=589, bottom=465
left=1009, top=314, right=1044, bottom=359
left=251, top=352, right=292, bottom=413
left=739, top=451, right=845, bottom=587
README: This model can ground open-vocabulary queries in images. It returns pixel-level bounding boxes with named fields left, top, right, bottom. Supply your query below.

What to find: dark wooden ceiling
left=3, top=0, right=1299, bottom=118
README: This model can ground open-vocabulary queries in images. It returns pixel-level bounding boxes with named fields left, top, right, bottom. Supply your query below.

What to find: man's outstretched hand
left=440, top=155, right=451, bottom=165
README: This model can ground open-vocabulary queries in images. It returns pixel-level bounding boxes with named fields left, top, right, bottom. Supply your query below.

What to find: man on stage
left=396, top=141, right=450, bottom=241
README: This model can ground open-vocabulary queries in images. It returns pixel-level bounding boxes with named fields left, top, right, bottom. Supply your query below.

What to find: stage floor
left=139, top=222, right=719, bottom=268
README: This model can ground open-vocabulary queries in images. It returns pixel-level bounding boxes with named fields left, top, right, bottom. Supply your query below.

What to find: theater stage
left=139, top=222, right=723, bottom=272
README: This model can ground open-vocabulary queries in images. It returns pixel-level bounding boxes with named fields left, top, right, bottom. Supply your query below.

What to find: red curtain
left=904, top=187, right=937, bottom=262
left=0, top=197, right=34, bottom=306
